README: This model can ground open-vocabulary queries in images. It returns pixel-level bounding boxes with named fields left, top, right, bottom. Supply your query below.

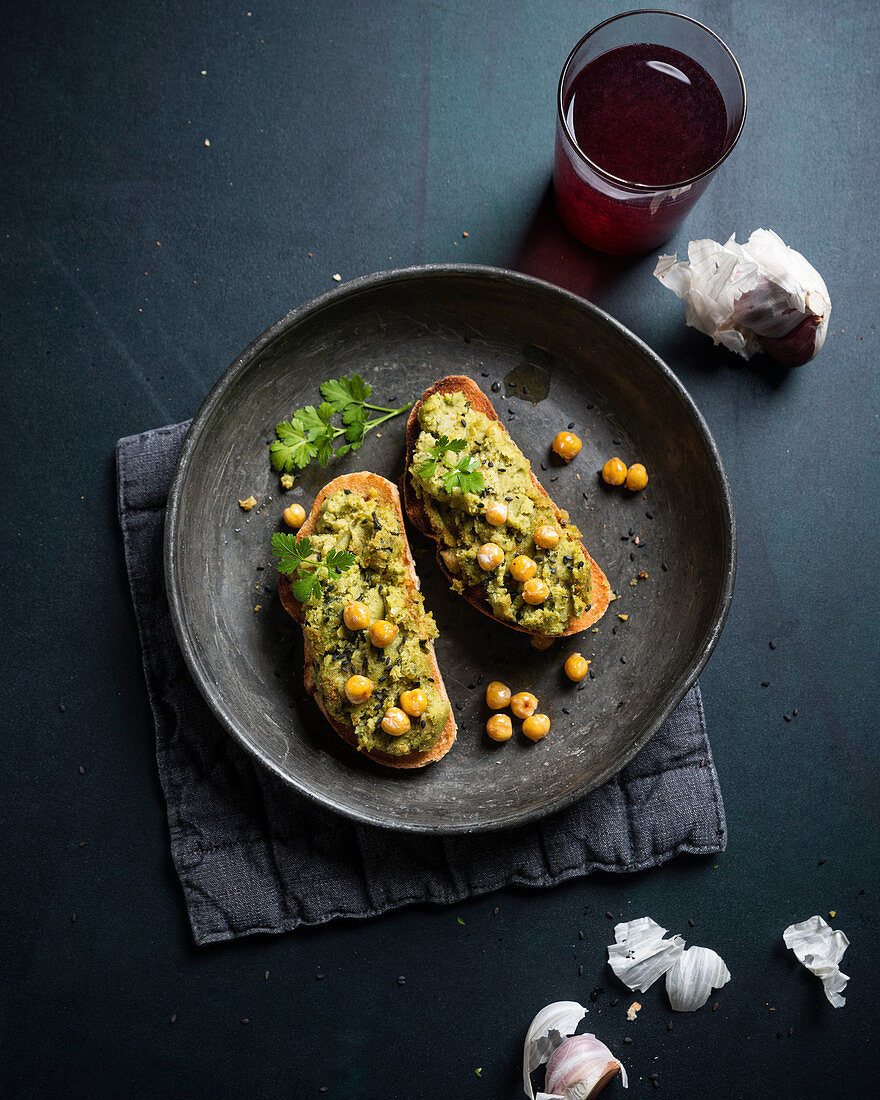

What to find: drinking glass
left=554, top=10, right=747, bottom=255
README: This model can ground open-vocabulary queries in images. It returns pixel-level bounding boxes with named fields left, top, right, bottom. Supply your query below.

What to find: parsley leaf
left=443, top=454, right=484, bottom=494
left=270, top=421, right=318, bottom=472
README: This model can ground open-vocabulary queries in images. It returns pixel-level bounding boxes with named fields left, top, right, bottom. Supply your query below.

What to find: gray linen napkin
left=116, top=421, right=726, bottom=945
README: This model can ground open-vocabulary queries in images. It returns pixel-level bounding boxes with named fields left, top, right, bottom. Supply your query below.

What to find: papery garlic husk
left=607, top=917, right=685, bottom=993
left=665, top=945, right=731, bottom=1011
left=523, top=1002, right=588, bottom=1099
left=539, top=1034, right=628, bottom=1099
left=654, top=228, right=831, bottom=367
left=783, top=915, right=850, bottom=1008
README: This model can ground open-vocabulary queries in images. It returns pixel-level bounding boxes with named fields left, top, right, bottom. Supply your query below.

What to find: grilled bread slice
left=278, top=472, right=456, bottom=768
left=403, top=375, right=610, bottom=638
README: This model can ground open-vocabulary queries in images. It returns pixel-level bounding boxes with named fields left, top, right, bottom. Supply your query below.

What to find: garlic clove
left=783, top=915, right=850, bottom=1008
left=664, top=945, right=731, bottom=1011
left=523, top=1001, right=588, bottom=1099
left=607, top=917, right=685, bottom=993
left=542, top=1034, right=628, bottom=1098
left=654, top=228, right=831, bottom=367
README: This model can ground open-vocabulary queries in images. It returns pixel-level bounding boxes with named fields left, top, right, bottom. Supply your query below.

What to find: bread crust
left=402, top=375, right=611, bottom=637
left=278, top=472, right=457, bottom=769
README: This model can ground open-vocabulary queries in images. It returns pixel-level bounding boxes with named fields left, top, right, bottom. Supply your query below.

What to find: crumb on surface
left=626, top=1001, right=642, bottom=1021
left=239, top=495, right=257, bottom=510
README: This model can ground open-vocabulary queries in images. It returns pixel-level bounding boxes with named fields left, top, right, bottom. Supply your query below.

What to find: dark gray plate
left=165, top=265, right=735, bottom=834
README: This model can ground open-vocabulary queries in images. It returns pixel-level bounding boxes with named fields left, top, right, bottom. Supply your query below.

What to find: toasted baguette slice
left=402, top=375, right=611, bottom=637
left=278, top=472, right=456, bottom=769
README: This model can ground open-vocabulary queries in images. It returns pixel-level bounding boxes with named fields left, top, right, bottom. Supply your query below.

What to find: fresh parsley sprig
left=417, top=435, right=467, bottom=479
left=269, top=374, right=412, bottom=475
left=417, top=435, right=485, bottom=494
left=271, top=533, right=356, bottom=602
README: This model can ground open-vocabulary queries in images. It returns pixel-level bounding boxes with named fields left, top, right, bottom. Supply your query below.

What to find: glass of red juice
left=554, top=10, right=746, bottom=255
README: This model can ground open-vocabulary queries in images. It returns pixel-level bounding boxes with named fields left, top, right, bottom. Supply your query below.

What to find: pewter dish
left=165, top=265, right=735, bottom=833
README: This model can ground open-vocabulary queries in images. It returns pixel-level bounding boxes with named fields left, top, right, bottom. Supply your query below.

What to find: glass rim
left=557, top=8, right=748, bottom=192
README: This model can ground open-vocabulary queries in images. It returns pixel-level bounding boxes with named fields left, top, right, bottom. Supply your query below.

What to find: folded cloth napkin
left=116, top=422, right=726, bottom=946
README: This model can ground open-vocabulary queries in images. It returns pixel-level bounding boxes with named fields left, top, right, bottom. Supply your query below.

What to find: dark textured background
left=2, top=1, right=877, bottom=1096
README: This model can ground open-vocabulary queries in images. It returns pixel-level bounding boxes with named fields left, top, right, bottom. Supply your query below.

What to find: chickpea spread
left=410, top=391, right=592, bottom=635
left=298, top=489, right=450, bottom=757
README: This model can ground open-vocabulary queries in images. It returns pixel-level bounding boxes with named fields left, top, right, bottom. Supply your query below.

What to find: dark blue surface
left=2, top=2, right=877, bottom=1097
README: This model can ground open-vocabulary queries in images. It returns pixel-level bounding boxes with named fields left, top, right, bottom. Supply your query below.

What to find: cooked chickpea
left=522, top=577, right=550, bottom=605
left=485, top=500, right=508, bottom=526
left=602, top=457, right=627, bottom=486
left=486, top=713, right=513, bottom=742
left=369, top=619, right=399, bottom=648
left=510, top=555, right=537, bottom=582
left=552, top=430, right=582, bottom=462
left=477, top=542, right=505, bottom=571
left=625, top=463, right=649, bottom=492
left=510, top=691, right=538, bottom=719
left=344, top=675, right=374, bottom=705
left=564, top=652, right=590, bottom=682
left=533, top=524, right=560, bottom=550
left=342, top=601, right=371, bottom=631
left=522, top=713, right=551, bottom=742
left=485, top=681, right=511, bottom=710
left=381, top=707, right=411, bottom=737
left=399, top=688, right=428, bottom=718
left=282, top=502, right=306, bottom=529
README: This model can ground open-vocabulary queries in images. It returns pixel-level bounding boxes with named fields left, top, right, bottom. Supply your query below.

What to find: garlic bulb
left=654, top=229, right=831, bottom=367
left=523, top=1003, right=627, bottom=1100
left=542, top=1035, right=628, bottom=1099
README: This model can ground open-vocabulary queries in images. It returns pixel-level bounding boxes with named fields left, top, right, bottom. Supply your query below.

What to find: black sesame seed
left=623, top=1036, right=633, bottom=1044
left=605, top=910, right=614, bottom=919
left=818, top=857, right=826, bottom=865
left=491, top=381, right=501, bottom=392
left=609, top=996, right=619, bottom=1007
left=688, top=918, right=695, bottom=927
left=620, top=656, right=627, bottom=664
left=761, top=681, right=770, bottom=687
left=578, top=930, right=584, bottom=940
left=396, top=976, right=406, bottom=985
left=769, top=640, right=777, bottom=649
left=562, top=707, right=570, bottom=715
left=646, top=510, right=653, bottom=519
left=667, top=1021, right=673, bottom=1031
left=578, top=964, right=583, bottom=976
left=661, top=562, right=668, bottom=572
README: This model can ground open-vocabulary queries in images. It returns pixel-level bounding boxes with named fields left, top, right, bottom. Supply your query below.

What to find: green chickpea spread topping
left=411, top=392, right=592, bottom=635
left=300, top=489, right=449, bottom=756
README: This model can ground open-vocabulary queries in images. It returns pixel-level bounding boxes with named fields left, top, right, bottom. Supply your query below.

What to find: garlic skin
left=783, top=915, right=850, bottom=1008
left=654, top=229, right=831, bottom=367
left=665, top=945, right=731, bottom=1011
left=607, top=916, right=685, bottom=992
left=540, top=1035, right=628, bottom=1099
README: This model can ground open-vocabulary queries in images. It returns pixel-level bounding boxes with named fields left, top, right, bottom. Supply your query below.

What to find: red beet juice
left=555, top=42, right=732, bottom=253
